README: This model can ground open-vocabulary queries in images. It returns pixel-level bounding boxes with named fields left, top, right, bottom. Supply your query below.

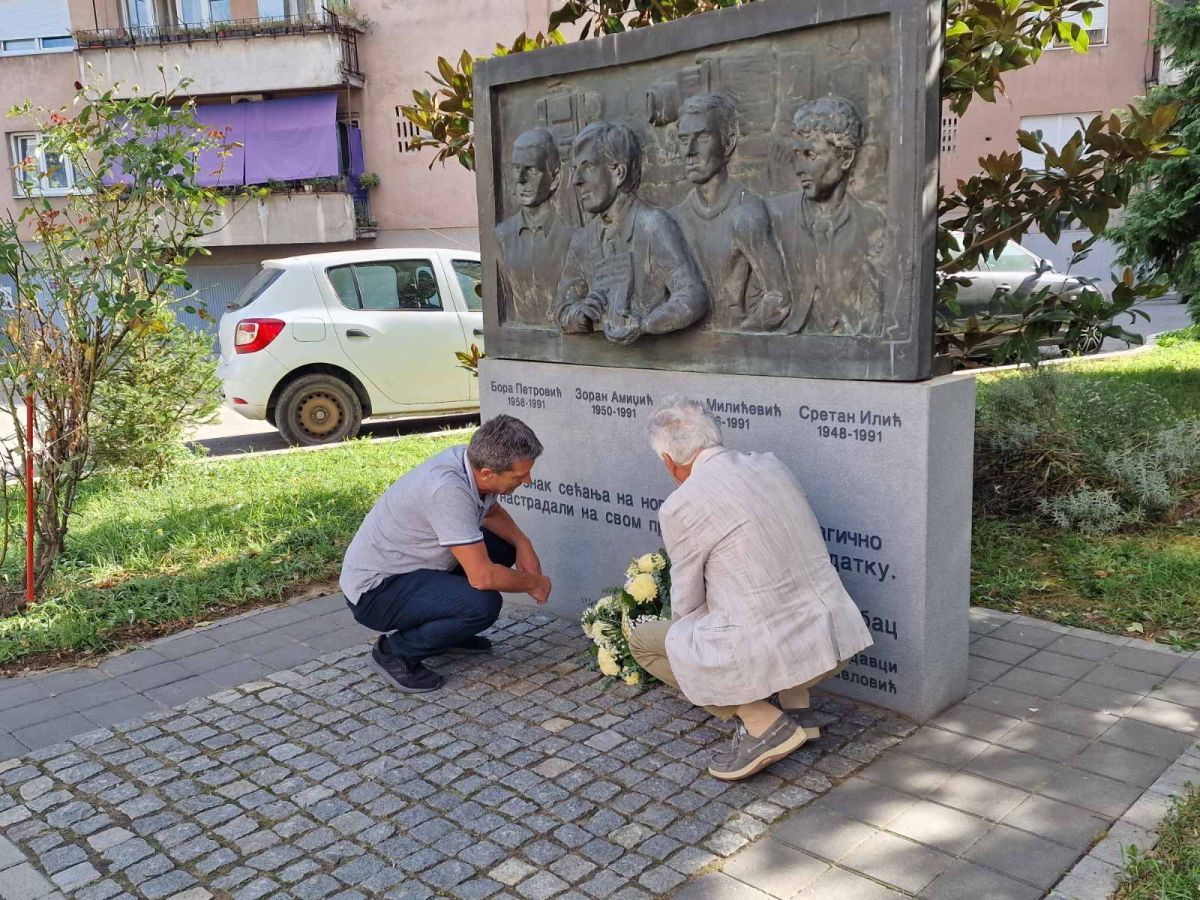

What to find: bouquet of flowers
left=580, top=549, right=671, bottom=685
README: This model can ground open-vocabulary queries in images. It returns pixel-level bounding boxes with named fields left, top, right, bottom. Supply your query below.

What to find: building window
left=1019, top=112, right=1101, bottom=171
left=259, top=0, right=319, bottom=20
left=1052, top=0, right=1107, bottom=48
left=125, top=0, right=234, bottom=29
left=396, top=110, right=428, bottom=154
left=940, top=114, right=958, bottom=154
left=10, top=133, right=77, bottom=197
left=0, top=35, right=73, bottom=55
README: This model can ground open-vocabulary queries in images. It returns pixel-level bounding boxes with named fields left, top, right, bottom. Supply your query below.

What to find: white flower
left=597, top=647, right=621, bottom=676
left=626, top=572, right=658, bottom=604
left=635, top=553, right=658, bottom=573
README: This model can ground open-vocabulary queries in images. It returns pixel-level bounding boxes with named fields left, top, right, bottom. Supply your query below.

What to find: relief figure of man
left=767, top=97, right=887, bottom=335
left=495, top=129, right=574, bottom=325
left=555, top=122, right=708, bottom=345
left=670, top=93, right=790, bottom=331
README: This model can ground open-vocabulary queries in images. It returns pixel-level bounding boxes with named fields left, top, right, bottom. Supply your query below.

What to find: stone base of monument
left=481, top=359, right=975, bottom=722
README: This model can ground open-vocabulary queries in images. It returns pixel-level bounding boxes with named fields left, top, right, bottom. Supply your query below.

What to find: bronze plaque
left=475, top=0, right=942, bottom=381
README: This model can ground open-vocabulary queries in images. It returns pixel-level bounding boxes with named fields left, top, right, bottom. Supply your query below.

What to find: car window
left=327, top=260, right=443, bottom=311
left=327, top=266, right=360, bottom=309
left=227, top=267, right=284, bottom=311
left=990, top=243, right=1040, bottom=273
left=453, top=259, right=482, bottom=311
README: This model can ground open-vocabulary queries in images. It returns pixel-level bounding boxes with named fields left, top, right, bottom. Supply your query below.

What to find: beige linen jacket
left=662, top=446, right=873, bottom=707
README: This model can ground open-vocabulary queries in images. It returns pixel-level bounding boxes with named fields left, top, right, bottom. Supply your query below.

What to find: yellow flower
left=581, top=621, right=594, bottom=640
left=623, top=671, right=641, bottom=686
left=593, top=622, right=613, bottom=642
left=626, top=573, right=658, bottom=604
left=635, top=553, right=657, bottom=573
left=650, top=553, right=666, bottom=571
left=597, top=647, right=621, bottom=676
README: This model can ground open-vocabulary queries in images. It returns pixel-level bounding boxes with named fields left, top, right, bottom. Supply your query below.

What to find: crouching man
left=629, top=398, right=872, bottom=781
left=341, top=415, right=551, bottom=693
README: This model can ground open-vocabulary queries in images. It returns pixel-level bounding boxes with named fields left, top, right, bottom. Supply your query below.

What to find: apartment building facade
left=941, top=0, right=1177, bottom=283
left=1, top=0, right=552, bottom=327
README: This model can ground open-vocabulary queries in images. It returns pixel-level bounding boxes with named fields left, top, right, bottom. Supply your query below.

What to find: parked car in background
left=218, top=249, right=483, bottom=446
left=948, top=234, right=1110, bottom=354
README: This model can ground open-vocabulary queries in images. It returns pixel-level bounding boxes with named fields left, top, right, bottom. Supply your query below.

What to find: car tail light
left=234, top=318, right=285, bottom=354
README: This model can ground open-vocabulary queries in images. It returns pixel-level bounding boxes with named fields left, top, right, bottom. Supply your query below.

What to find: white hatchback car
left=217, top=248, right=483, bottom=446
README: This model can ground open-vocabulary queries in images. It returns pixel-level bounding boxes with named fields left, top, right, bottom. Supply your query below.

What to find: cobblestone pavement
left=0, top=609, right=913, bottom=900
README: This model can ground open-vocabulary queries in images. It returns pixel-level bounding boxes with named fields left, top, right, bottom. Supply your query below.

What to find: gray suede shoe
left=707, top=715, right=809, bottom=781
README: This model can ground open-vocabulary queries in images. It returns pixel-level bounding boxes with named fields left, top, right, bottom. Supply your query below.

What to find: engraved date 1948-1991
left=816, top=425, right=883, bottom=443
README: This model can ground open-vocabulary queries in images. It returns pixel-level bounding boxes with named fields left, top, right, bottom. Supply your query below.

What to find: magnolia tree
left=1110, top=1, right=1200, bottom=325
left=400, top=0, right=1182, bottom=366
left=0, top=79, right=237, bottom=598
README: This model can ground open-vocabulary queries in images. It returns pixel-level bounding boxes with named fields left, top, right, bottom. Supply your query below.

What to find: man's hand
left=530, top=574, right=552, bottom=605
left=515, top=540, right=542, bottom=576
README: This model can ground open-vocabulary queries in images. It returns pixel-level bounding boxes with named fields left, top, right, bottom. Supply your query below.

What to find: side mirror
left=1039, top=258, right=1056, bottom=273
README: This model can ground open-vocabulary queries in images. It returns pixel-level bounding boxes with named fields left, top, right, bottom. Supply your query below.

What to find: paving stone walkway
left=681, top=609, right=1200, bottom=899
left=0, top=599, right=1196, bottom=899
left=0, top=596, right=365, bottom=760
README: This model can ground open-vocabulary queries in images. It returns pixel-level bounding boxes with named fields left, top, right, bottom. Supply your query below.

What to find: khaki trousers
left=628, top=619, right=844, bottom=722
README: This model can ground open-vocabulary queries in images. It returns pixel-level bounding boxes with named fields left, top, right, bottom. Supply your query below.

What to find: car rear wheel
left=276, top=374, right=363, bottom=447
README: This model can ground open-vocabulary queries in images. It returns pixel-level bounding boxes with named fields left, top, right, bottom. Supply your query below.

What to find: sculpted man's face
left=677, top=110, right=728, bottom=185
left=511, top=143, right=557, bottom=208
left=792, top=131, right=852, bottom=201
left=573, top=141, right=623, bottom=214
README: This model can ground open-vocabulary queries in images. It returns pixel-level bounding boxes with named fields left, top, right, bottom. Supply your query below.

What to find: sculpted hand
left=746, top=290, right=791, bottom=331
left=530, top=574, right=552, bottom=605
left=515, top=541, right=542, bottom=577
left=581, top=293, right=606, bottom=324
left=604, top=313, right=642, bottom=345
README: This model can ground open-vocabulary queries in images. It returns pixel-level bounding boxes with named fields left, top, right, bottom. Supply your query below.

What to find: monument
left=476, top=0, right=971, bottom=722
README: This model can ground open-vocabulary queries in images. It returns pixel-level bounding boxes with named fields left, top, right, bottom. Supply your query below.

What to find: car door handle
left=346, top=329, right=369, bottom=338
left=473, top=328, right=484, bottom=336
left=995, top=284, right=1012, bottom=294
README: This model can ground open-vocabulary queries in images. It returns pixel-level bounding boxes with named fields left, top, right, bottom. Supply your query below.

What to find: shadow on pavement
left=188, top=413, right=480, bottom=458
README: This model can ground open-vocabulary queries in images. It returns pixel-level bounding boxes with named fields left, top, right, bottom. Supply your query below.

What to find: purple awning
left=244, top=93, right=340, bottom=185
left=103, top=94, right=340, bottom=188
left=194, top=103, right=247, bottom=187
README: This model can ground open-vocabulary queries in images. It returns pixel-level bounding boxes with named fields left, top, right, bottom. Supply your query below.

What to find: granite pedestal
left=481, top=358, right=974, bottom=721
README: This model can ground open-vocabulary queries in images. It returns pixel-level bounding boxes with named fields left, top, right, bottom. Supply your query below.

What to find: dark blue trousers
left=349, top=529, right=516, bottom=659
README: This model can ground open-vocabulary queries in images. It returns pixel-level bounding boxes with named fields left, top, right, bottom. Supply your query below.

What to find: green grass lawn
left=972, top=327, right=1200, bottom=649
left=1115, top=785, right=1200, bottom=900
left=972, top=517, right=1200, bottom=649
left=0, top=430, right=467, bottom=666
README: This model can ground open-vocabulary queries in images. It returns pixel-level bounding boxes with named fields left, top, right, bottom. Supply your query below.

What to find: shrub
left=1040, top=489, right=1137, bottom=534
left=90, top=313, right=221, bottom=485
left=976, top=368, right=1200, bottom=529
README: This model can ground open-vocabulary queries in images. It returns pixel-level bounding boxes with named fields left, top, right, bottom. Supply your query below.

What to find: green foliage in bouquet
left=580, top=550, right=672, bottom=685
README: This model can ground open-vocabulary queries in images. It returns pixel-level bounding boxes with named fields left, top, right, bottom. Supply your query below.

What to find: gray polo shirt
left=340, top=445, right=497, bottom=604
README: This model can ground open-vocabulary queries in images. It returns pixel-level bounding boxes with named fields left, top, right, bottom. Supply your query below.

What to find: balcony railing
left=74, top=13, right=363, bottom=80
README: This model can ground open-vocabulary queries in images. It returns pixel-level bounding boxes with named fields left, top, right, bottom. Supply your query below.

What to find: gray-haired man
left=342, top=416, right=551, bottom=692
left=629, top=398, right=872, bottom=780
